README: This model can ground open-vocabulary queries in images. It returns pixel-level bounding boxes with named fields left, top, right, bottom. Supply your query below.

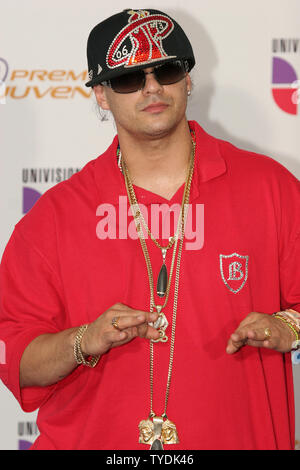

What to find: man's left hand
left=226, top=312, right=296, bottom=354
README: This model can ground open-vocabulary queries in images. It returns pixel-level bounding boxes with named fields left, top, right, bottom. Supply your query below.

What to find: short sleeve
left=280, top=231, right=300, bottom=313
left=278, top=167, right=300, bottom=313
left=0, top=228, right=66, bottom=412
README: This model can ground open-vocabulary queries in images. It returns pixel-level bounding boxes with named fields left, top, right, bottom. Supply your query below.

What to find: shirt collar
left=94, top=120, right=227, bottom=205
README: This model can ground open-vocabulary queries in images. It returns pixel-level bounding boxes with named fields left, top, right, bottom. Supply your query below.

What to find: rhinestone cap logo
left=107, top=10, right=176, bottom=69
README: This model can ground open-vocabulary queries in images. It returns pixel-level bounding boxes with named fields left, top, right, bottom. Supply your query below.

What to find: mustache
left=138, top=98, right=171, bottom=111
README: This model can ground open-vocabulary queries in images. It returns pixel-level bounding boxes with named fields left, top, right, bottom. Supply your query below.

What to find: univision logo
left=22, top=167, right=80, bottom=214
left=23, top=187, right=42, bottom=214
left=18, top=421, right=39, bottom=450
left=272, top=57, right=299, bottom=115
left=0, top=58, right=8, bottom=104
left=271, top=38, right=300, bottom=115
left=18, top=440, right=32, bottom=450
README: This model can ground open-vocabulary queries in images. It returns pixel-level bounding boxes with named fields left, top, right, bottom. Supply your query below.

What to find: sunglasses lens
left=109, top=70, right=144, bottom=93
left=106, top=61, right=186, bottom=93
left=155, top=61, right=185, bottom=85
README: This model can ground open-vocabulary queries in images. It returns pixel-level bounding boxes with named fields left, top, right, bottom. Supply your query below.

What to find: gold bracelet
left=281, top=309, right=300, bottom=330
left=273, top=314, right=299, bottom=341
left=74, top=324, right=100, bottom=368
left=274, top=311, right=300, bottom=335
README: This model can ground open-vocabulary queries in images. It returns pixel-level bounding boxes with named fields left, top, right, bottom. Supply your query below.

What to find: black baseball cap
left=85, top=8, right=195, bottom=87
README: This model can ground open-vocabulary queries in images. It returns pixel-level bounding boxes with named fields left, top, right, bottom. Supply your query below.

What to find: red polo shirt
left=0, top=120, right=299, bottom=450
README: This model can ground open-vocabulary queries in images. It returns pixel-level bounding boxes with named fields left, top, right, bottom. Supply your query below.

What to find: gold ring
left=264, top=327, right=271, bottom=340
left=112, top=316, right=120, bottom=330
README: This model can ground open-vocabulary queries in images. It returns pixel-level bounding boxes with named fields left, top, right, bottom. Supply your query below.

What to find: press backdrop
left=0, top=0, right=300, bottom=450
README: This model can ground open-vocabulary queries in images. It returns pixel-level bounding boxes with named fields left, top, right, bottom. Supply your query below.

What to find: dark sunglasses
left=101, top=60, right=188, bottom=94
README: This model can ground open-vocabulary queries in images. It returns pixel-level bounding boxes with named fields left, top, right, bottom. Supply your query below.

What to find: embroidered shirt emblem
left=107, top=9, right=176, bottom=70
left=219, top=253, right=249, bottom=294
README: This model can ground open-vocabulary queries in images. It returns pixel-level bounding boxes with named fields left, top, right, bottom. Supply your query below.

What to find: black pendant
left=151, top=438, right=164, bottom=450
left=157, top=263, right=168, bottom=298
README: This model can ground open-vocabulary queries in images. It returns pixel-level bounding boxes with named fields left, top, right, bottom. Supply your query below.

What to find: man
left=0, top=8, right=299, bottom=450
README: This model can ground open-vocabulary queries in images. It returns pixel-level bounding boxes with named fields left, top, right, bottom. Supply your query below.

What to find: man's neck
left=118, top=119, right=193, bottom=200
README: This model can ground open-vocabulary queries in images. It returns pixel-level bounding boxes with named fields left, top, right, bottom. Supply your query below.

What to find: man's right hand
left=80, top=303, right=161, bottom=357
left=20, top=303, right=161, bottom=388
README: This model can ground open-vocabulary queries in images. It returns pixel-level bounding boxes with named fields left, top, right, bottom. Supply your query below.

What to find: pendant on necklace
left=138, top=416, right=179, bottom=448
left=157, top=248, right=168, bottom=298
left=149, top=305, right=169, bottom=343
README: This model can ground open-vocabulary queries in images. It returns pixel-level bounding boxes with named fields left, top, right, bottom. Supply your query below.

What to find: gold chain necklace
left=121, top=140, right=195, bottom=449
left=119, top=149, right=177, bottom=299
left=122, top=139, right=195, bottom=342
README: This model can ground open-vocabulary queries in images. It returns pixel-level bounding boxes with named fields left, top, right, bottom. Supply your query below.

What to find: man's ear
left=185, top=73, right=192, bottom=95
left=93, top=84, right=111, bottom=111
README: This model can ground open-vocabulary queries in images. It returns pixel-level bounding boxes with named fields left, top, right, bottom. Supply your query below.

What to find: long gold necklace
left=121, top=139, right=195, bottom=449
left=119, top=149, right=177, bottom=299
